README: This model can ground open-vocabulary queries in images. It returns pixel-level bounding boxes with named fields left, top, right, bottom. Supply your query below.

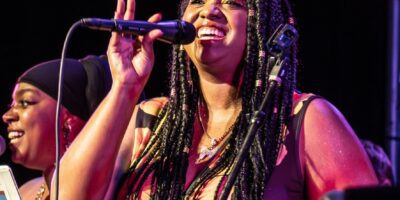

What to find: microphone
left=80, top=18, right=196, bottom=45
left=0, top=135, right=6, bottom=156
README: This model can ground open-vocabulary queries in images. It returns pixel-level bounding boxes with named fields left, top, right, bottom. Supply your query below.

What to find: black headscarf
left=17, top=55, right=112, bottom=121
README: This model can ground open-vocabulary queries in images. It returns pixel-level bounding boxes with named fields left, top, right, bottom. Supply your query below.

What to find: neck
left=201, top=82, right=240, bottom=111
left=198, top=75, right=242, bottom=131
left=42, top=166, right=55, bottom=190
left=198, top=69, right=243, bottom=111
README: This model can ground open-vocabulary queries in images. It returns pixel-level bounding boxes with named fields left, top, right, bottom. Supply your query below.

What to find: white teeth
left=8, top=131, right=23, bottom=140
left=198, top=27, right=225, bottom=38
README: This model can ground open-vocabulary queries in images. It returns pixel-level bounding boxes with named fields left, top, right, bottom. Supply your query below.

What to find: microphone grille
left=0, top=136, right=6, bottom=156
left=177, top=20, right=196, bottom=44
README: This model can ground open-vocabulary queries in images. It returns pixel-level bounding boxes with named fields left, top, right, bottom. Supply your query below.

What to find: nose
left=199, top=2, right=223, bottom=20
left=2, top=107, right=18, bottom=124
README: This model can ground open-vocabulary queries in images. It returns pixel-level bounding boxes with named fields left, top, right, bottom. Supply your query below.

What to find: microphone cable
left=54, top=19, right=83, bottom=200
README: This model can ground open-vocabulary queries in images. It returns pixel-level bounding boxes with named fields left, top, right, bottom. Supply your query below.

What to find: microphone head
left=175, top=20, right=196, bottom=45
left=0, top=136, right=6, bottom=156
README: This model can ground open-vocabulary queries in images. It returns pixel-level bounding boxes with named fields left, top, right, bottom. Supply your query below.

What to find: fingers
left=108, top=0, right=163, bottom=63
left=147, top=13, right=162, bottom=23
left=139, top=13, right=163, bottom=55
left=141, top=30, right=164, bottom=53
left=111, top=0, right=138, bottom=44
left=112, top=0, right=126, bottom=41
left=124, top=0, right=136, bottom=20
left=114, top=0, right=126, bottom=20
left=135, top=13, right=162, bottom=42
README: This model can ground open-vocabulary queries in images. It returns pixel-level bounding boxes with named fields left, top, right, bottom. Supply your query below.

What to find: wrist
left=110, top=81, right=144, bottom=101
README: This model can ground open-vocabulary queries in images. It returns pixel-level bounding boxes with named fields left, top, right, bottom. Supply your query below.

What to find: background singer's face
left=182, top=0, right=247, bottom=74
left=2, top=83, right=57, bottom=170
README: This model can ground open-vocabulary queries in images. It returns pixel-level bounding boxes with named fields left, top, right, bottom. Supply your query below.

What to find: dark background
left=0, top=0, right=389, bottom=186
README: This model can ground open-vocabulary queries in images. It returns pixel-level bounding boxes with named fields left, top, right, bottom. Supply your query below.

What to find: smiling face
left=2, top=82, right=79, bottom=170
left=182, top=0, right=247, bottom=79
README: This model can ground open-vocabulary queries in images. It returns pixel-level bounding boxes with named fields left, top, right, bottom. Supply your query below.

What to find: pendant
left=210, top=138, right=218, bottom=147
left=196, top=146, right=218, bottom=163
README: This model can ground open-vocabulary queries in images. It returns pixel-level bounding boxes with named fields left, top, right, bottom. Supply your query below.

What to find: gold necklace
left=196, top=99, right=236, bottom=163
left=35, top=183, right=46, bottom=200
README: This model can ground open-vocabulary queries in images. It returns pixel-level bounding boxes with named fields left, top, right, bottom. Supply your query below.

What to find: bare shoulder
left=300, top=97, right=378, bottom=200
left=304, top=97, right=347, bottom=127
left=19, top=177, right=44, bottom=199
left=105, top=97, right=168, bottom=199
left=303, top=97, right=368, bottom=162
left=303, top=97, right=363, bottom=144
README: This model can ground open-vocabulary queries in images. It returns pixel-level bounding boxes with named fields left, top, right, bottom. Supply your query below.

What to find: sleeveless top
left=116, top=93, right=321, bottom=200
left=263, top=93, right=320, bottom=200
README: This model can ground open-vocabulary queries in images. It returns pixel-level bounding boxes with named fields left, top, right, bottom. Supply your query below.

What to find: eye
left=20, top=100, right=32, bottom=108
left=11, top=100, right=35, bottom=109
left=222, top=0, right=245, bottom=8
left=189, top=0, right=205, bottom=5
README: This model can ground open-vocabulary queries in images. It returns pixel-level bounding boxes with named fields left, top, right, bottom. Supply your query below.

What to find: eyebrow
left=14, top=88, right=41, bottom=98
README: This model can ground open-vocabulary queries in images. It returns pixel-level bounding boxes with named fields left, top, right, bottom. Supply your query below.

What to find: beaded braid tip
left=259, top=50, right=266, bottom=58
left=170, top=88, right=176, bottom=97
left=183, top=146, right=190, bottom=153
left=248, top=9, right=255, bottom=17
left=288, top=17, right=296, bottom=25
left=255, top=79, right=263, bottom=87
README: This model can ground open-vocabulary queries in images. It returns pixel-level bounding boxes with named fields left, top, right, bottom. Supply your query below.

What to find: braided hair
left=124, top=0, right=298, bottom=199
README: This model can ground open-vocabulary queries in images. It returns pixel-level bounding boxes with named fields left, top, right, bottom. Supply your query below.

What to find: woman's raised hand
left=107, top=0, right=163, bottom=92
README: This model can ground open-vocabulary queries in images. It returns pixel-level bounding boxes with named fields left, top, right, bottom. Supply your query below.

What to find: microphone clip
left=266, top=24, right=299, bottom=85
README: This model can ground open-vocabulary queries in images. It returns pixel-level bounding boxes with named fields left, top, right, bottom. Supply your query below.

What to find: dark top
left=116, top=94, right=320, bottom=199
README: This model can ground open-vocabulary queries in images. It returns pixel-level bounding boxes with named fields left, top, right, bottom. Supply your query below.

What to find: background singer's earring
left=62, top=118, right=72, bottom=150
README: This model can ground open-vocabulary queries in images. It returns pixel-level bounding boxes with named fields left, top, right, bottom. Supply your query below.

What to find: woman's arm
left=104, top=97, right=169, bottom=199
left=54, top=83, right=140, bottom=200
left=50, top=0, right=163, bottom=198
left=104, top=105, right=140, bottom=200
left=301, top=98, right=378, bottom=200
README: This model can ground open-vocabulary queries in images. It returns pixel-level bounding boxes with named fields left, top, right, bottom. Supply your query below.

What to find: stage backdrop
left=0, top=0, right=388, bottom=186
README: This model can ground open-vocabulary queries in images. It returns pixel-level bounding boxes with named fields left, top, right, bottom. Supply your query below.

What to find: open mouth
left=8, top=131, right=24, bottom=141
left=198, top=27, right=225, bottom=40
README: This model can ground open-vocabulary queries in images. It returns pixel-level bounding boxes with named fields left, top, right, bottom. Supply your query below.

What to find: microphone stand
left=219, top=24, right=298, bottom=200
left=219, top=56, right=286, bottom=200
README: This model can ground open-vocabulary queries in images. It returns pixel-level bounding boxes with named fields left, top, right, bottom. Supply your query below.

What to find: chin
left=10, top=152, right=26, bottom=166
left=197, top=51, right=221, bottom=64
left=9, top=148, right=34, bottom=169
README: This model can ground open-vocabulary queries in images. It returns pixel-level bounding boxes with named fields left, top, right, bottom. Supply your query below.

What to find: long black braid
left=122, top=0, right=298, bottom=199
